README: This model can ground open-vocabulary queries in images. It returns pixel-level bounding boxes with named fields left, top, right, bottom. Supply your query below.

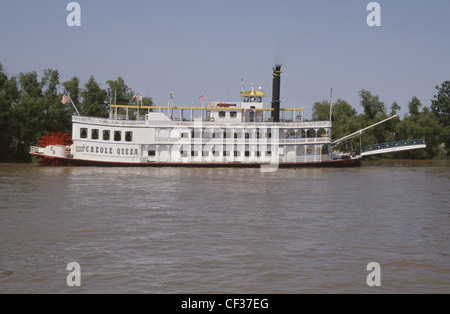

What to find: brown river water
left=0, top=160, right=449, bottom=293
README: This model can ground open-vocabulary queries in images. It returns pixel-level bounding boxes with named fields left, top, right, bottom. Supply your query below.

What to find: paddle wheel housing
left=36, top=132, right=72, bottom=166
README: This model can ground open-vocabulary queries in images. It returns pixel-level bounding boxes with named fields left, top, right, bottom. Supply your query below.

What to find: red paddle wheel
left=37, top=132, right=72, bottom=166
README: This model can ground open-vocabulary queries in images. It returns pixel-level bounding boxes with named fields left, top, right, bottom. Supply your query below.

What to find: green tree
left=11, top=71, right=46, bottom=160
left=430, top=82, right=450, bottom=156
left=80, top=75, right=108, bottom=117
left=139, top=96, right=154, bottom=117
left=106, top=76, right=133, bottom=105
left=0, top=64, right=19, bottom=161
left=312, top=100, right=330, bottom=121
left=332, top=98, right=356, bottom=122
left=141, top=96, right=153, bottom=107
left=106, top=76, right=137, bottom=118
left=396, top=110, right=445, bottom=159
left=390, top=101, right=401, bottom=116
left=431, top=81, right=450, bottom=126
left=359, top=89, right=385, bottom=120
left=40, top=69, right=72, bottom=133
left=408, top=96, right=422, bottom=116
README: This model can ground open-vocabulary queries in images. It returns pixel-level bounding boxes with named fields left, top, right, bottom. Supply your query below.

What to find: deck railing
left=72, top=115, right=331, bottom=129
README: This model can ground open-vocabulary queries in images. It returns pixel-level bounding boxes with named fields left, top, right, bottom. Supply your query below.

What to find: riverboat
left=29, top=65, right=362, bottom=168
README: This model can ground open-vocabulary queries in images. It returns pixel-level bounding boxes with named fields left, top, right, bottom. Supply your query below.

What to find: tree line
left=311, top=83, right=449, bottom=159
left=0, top=64, right=153, bottom=161
left=0, top=64, right=448, bottom=161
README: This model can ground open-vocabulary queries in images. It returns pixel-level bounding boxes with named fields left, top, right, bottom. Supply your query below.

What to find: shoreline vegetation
left=0, top=64, right=448, bottom=162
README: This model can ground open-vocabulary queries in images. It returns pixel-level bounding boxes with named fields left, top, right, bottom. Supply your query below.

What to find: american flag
left=199, top=94, right=205, bottom=101
left=132, top=93, right=138, bottom=99
left=138, top=94, right=143, bottom=101
left=61, top=93, right=70, bottom=104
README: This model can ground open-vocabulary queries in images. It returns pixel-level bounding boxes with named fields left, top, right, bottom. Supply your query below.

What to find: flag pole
left=201, top=92, right=205, bottom=120
left=109, top=90, right=112, bottom=119
left=64, top=88, right=80, bottom=116
left=114, top=90, right=117, bottom=119
left=137, top=93, right=140, bottom=120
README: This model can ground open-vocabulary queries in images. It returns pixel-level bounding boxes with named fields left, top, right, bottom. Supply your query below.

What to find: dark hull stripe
left=30, top=153, right=362, bottom=168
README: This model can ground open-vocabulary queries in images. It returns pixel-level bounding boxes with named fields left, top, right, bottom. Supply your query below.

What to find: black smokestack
left=271, top=65, right=282, bottom=122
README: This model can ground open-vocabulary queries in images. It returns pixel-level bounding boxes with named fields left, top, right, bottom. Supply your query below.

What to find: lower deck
left=70, top=140, right=331, bottom=164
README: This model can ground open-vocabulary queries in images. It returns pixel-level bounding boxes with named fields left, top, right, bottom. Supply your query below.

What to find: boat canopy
left=239, top=86, right=266, bottom=97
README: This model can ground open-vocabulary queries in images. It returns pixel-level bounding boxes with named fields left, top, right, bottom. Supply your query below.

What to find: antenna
left=329, top=88, right=333, bottom=122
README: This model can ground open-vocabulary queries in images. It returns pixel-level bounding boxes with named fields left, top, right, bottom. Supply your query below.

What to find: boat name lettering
left=84, top=145, right=138, bottom=156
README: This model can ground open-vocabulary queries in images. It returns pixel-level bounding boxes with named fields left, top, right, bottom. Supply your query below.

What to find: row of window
left=148, top=145, right=318, bottom=158
left=217, top=111, right=238, bottom=118
left=182, top=131, right=268, bottom=139
left=180, top=130, right=329, bottom=139
left=80, top=128, right=133, bottom=142
left=80, top=127, right=328, bottom=142
left=148, top=149, right=272, bottom=158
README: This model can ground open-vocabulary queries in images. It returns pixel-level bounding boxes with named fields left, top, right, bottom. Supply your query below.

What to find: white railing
left=72, top=115, right=331, bottom=129
left=30, top=146, right=44, bottom=154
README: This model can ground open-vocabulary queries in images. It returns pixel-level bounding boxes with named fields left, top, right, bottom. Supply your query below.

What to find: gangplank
left=360, top=139, right=426, bottom=157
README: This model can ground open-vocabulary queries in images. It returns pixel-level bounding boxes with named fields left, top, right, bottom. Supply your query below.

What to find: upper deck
left=72, top=111, right=331, bottom=130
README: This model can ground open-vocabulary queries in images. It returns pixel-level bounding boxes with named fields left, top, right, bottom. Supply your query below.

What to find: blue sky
left=1, top=0, right=449, bottom=119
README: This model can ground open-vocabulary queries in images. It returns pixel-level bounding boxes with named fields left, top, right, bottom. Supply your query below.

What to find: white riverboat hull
left=29, top=65, right=363, bottom=168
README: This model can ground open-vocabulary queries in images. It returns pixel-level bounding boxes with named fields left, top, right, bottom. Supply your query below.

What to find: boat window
left=219, top=111, right=226, bottom=118
left=193, top=131, right=201, bottom=138
left=91, top=129, right=99, bottom=140
left=125, top=131, right=133, bottom=142
left=234, top=151, right=240, bottom=157
left=114, top=131, right=121, bottom=142
left=230, top=111, right=237, bottom=118
left=80, top=128, right=88, bottom=139
left=103, top=130, right=110, bottom=141
left=181, top=132, right=189, bottom=138
left=249, top=111, right=255, bottom=122
left=245, top=151, right=250, bottom=157
left=148, top=150, right=156, bottom=157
